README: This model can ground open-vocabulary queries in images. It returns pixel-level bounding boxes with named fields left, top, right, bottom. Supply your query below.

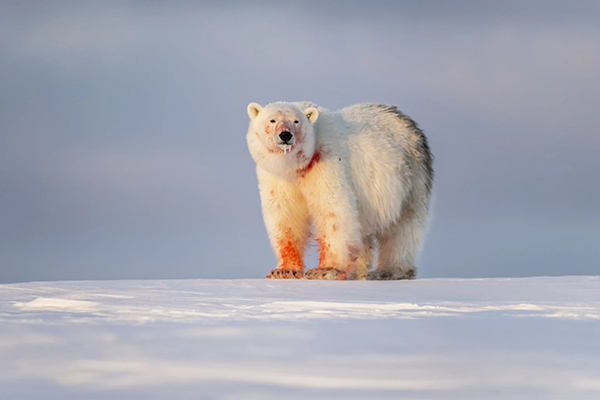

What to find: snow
left=1, top=276, right=600, bottom=399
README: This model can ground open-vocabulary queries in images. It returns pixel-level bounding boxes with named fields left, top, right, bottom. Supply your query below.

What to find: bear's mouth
left=275, top=141, right=294, bottom=154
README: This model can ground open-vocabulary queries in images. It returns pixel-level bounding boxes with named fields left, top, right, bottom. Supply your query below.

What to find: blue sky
left=1, top=1, right=599, bottom=283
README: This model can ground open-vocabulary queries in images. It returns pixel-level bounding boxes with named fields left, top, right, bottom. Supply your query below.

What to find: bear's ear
left=304, top=107, right=319, bottom=123
left=247, top=102, right=263, bottom=120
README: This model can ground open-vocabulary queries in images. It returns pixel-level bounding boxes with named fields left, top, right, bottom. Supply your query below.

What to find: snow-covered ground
left=1, top=276, right=600, bottom=399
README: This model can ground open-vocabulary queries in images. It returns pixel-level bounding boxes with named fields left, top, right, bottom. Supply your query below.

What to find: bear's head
left=246, top=101, right=319, bottom=180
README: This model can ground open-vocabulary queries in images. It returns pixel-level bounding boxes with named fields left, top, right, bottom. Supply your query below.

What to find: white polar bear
left=246, top=101, right=433, bottom=280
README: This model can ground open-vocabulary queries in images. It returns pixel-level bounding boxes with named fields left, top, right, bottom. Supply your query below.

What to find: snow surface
left=1, top=276, right=600, bottom=399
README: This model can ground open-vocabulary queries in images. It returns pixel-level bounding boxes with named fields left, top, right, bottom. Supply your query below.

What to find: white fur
left=247, top=101, right=433, bottom=280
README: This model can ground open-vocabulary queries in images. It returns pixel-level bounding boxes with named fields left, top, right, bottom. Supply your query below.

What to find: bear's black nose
left=279, top=131, right=293, bottom=143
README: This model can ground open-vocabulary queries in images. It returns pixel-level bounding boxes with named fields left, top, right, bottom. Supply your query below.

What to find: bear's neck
left=296, top=150, right=321, bottom=178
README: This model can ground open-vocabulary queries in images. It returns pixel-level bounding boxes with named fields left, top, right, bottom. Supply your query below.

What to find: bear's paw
left=266, top=269, right=303, bottom=279
left=367, top=268, right=415, bottom=280
left=304, top=267, right=347, bottom=281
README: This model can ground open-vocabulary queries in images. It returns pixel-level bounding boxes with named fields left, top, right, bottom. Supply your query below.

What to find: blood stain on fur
left=277, top=230, right=304, bottom=271
left=316, top=236, right=335, bottom=269
left=296, top=151, right=321, bottom=177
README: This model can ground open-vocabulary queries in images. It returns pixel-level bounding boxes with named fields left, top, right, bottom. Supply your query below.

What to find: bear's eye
left=294, top=120, right=299, bottom=124
left=270, top=119, right=276, bottom=123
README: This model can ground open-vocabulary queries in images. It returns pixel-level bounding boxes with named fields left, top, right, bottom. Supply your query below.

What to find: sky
left=0, top=0, right=599, bottom=283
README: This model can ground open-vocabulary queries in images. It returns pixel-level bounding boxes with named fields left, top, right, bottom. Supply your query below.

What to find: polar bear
left=246, top=101, right=433, bottom=280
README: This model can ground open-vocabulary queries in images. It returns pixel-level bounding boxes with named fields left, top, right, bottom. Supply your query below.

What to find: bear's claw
left=367, top=268, right=415, bottom=280
left=304, top=267, right=347, bottom=280
left=266, top=269, right=303, bottom=279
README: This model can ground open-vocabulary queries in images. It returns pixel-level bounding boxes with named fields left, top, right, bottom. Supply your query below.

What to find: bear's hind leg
left=369, top=201, right=427, bottom=280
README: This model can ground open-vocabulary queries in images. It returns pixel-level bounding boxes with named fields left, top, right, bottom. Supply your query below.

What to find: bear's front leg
left=257, top=168, right=310, bottom=279
left=303, top=230, right=361, bottom=281
left=265, top=229, right=304, bottom=279
left=299, top=159, right=362, bottom=280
